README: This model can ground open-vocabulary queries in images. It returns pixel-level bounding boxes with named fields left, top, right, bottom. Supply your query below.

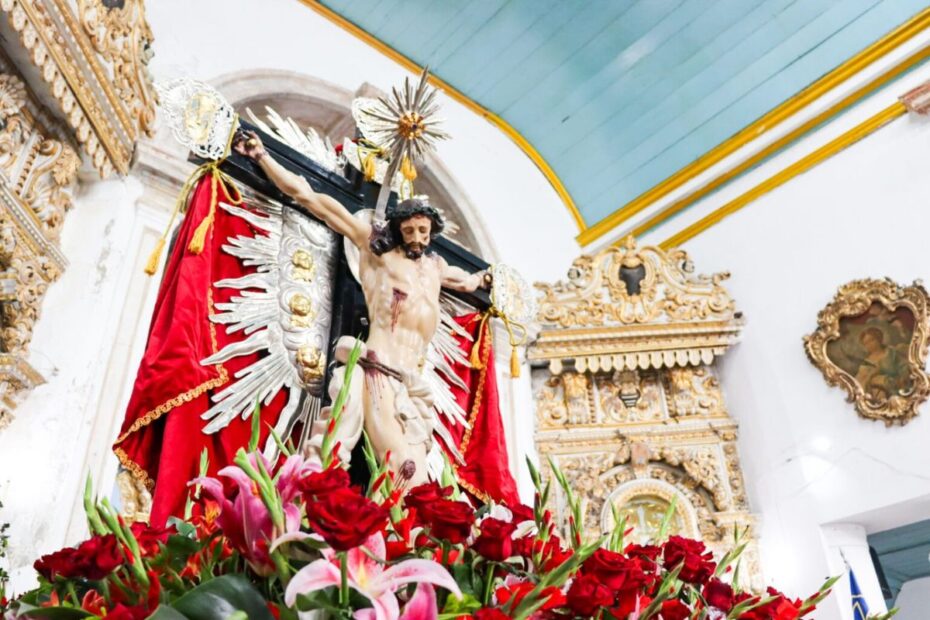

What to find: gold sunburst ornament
left=352, top=69, right=449, bottom=224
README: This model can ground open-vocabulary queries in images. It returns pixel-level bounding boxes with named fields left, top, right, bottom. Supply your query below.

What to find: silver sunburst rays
left=352, top=69, right=449, bottom=222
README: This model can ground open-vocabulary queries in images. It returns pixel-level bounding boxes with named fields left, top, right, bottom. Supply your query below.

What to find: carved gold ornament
left=2, top=0, right=157, bottom=175
left=531, top=236, right=741, bottom=373
left=804, top=278, right=930, bottom=426
left=532, top=238, right=760, bottom=588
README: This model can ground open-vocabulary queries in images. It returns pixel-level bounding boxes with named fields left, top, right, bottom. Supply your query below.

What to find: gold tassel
left=510, top=346, right=520, bottom=378
left=144, top=237, right=166, bottom=276
left=469, top=312, right=490, bottom=369
left=187, top=206, right=214, bottom=254
left=401, top=156, right=417, bottom=182
left=187, top=172, right=218, bottom=254
left=470, top=329, right=485, bottom=369
left=362, top=152, right=376, bottom=181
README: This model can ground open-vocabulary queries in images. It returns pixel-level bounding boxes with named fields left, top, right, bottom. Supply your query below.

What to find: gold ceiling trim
left=578, top=6, right=930, bottom=246
left=660, top=101, right=905, bottom=249
left=620, top=42, right=930, bottom=245
left=298, top=0, right=585, bottom=233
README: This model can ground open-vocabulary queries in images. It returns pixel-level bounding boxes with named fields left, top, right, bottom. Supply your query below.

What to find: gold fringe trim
left=114, top=447, right=155, bottom=491
left=114, top=289, right=229, bottom=492
left=450, top=317, right=492, bottom=504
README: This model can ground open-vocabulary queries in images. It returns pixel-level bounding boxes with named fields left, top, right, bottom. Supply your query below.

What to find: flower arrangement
left=2, top=347, right=844, bottom=620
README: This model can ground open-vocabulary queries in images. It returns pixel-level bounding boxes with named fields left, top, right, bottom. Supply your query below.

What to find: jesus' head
left=381, top=197, right=445, bottom=259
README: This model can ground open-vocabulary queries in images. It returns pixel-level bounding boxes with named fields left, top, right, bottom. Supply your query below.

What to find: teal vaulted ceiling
left=315, top=0, right=930, bottom=238
left=868, top=518, right=930, bottom=605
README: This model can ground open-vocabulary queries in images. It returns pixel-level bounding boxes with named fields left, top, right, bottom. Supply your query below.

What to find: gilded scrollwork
left=804, top=278, right=930, bottom=426
left=595, top=370, right=664, bottom=423
left=535, top=236, right=735, bottom=329
left=666, top=366, right=725, bottom=417
left=1, top=0, right=157, bottom=176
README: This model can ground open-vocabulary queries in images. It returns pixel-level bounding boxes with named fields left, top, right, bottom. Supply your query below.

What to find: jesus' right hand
left=233, top=129, right=266, bottom=160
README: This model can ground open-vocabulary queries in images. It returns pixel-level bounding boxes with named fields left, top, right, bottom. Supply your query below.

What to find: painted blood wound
left=391, top=287, right=408, bottom=331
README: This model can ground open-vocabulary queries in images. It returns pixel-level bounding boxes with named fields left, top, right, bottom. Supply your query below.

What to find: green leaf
left=171, top=574, right=275, bottom=620
left=248, top=400, right=262, bottom=453
left=13, top=606, right=93, bottom=619
left=146, top=606, right=190, bottom=620
left=442, top=592, right=481, bottom=615
left=167, top=519, right=198, bottom=539
left=655, top=495, right=678, bottom=543
left=452, top=562, right=477, bottom=597
left=166, top=534, right=202, bottom=557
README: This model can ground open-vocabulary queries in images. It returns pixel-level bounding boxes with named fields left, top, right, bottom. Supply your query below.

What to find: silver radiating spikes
left=198, top=198, right=338, bottom=460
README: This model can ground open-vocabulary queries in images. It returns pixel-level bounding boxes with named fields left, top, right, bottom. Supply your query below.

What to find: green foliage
left=321, top=339, right=362, bottom=468
left=169, top=575, right=275, bottom=620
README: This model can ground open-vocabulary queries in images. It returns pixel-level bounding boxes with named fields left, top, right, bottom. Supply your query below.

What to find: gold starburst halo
left=351, top=69, right=449, bottom=222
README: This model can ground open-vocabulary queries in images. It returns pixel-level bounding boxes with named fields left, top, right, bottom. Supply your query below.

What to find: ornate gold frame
left=804, top=278, right=930, bottom=426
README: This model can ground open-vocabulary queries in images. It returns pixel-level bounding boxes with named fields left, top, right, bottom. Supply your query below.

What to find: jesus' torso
left=358, top=246, right=443, bottom=371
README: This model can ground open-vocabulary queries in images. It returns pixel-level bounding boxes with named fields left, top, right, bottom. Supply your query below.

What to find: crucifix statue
left=233, top=129, right=491, bottom=484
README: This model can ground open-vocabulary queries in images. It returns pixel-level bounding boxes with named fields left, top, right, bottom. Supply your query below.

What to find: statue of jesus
left=234, top=131, right=490, bottom=484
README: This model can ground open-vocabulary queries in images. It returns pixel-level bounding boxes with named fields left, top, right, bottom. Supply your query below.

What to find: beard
left=402, top=242, right=426, bottom=259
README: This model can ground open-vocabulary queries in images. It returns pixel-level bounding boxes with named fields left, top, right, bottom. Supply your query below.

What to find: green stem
left=339, top=551, right=349, bottom=608
left=483, top=564, right=496, bottom=606
left=66, top=581, right=79, bottom=606
left=272, top=550, right=292, bottom=588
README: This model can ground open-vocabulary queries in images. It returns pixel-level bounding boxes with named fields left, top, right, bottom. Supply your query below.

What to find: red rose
left=473, top=608, right=510, bottom=620
left=663, top=536, right=716, bottom=584
left=566, top=574, right=615, bottom=616
left=472, top=517, right=516, bottom=561
left=300, top=466, right=351, bottom=499
left=581, top=548, right=649, bottom=592
left=659, top=599, right=691, bottom=620
left=306, top=487, right=389, bottom=551
left=105, top=603, right=149, bottom=620
left=130, top=522, right=175, bottom=557
left=625, top=543, right=662, bottom=572
left=34, top=534, right=123, bottom=580
left=419, top=499, right=475, bottom=544
left=703, top=578, right=734, bottom=611
left=404, top=482, right=453, bottom=514
left=496, top=582, right=565, bottom=611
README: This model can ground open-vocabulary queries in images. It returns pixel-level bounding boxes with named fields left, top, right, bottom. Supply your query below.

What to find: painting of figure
left=825, top=302, right=915, bottom=402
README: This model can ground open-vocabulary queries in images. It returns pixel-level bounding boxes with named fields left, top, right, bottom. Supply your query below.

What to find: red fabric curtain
left=443, top=314, right=521, bottom=506
left=113, top=175, right=286, bottom=525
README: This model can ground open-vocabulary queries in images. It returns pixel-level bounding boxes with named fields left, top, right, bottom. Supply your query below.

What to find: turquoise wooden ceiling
left=869, top=518, right=930, bottom=605
left=318, top=0, right=930, bottom=232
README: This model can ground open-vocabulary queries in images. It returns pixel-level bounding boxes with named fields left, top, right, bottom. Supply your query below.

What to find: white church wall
left=636, top=59, right=930, bottom=619
left=895, top=576, right=930, bottom=619
left=0, top=176, right=168, bottom=592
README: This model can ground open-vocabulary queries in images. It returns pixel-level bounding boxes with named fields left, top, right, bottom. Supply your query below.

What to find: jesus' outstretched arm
left=233, top=130, right=370, bottom=248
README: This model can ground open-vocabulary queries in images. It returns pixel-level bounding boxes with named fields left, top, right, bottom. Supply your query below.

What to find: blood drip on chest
left=391, top=287, right=408, bottom=331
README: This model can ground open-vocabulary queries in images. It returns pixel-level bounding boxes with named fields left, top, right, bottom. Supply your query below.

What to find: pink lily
left=192, top=452, right=319, bottom=575
left=285, top=531, right=461, bottom=620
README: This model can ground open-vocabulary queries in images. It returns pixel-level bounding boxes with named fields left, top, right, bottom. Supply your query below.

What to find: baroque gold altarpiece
left=530, top=237, right=760, bottom=587
left=0, top=0, right=156, bottom=427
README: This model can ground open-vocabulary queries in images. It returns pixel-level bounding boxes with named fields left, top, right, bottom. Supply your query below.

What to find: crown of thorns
left=386, top=198, right=445, bottom=237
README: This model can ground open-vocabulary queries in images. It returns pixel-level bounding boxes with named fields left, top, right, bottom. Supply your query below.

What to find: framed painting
left=804, top=279, right=930, bottom=425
